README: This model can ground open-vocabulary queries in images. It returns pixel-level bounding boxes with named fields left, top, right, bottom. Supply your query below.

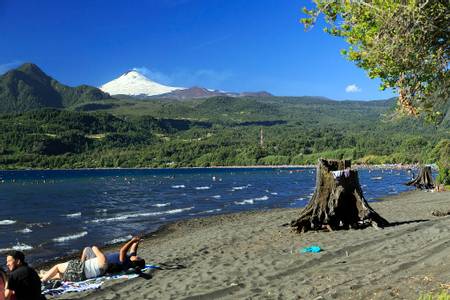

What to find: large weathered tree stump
left=405, top=166, right=434, bottom=190
left=291, top=159, right=389, bottom=233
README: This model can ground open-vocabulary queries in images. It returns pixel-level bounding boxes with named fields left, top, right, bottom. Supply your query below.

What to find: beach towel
left=42, top=280, right=104, bottom=297
left=42, top=264, right=158, bottom=297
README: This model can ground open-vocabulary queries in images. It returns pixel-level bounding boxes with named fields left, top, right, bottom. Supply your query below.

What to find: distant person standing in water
left=4, top=250, right=43, bottom=300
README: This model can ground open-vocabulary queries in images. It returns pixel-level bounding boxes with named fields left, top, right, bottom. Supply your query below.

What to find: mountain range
left=99, top=70, right=183, bottom=97
left=155, top=87, right=273, bottom=100
left=0, top=63, right=274, bottom=113
left=4, top=63, right=447, bottom=123
left=1, top=64, right=448, bottom=170
left=0, top=63, right=111, bottom=114
left=99, top=69, right=273, bottom=100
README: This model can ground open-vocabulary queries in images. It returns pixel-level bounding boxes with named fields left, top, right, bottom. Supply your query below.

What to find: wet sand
left=49, top=190, right=450, bottom=300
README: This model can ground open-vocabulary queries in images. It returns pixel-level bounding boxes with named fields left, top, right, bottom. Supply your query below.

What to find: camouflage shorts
left=62, top=259, right=86, bottom=282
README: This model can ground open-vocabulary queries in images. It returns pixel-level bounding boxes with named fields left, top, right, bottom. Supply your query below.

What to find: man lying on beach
left=40, top=245, right=107, bottom=282
left=105, top=236, right=145, bottom=273
left=4, top=250, right=43, bottom=300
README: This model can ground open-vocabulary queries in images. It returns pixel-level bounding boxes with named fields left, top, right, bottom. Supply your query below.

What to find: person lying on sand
left=105, top=236, right=145, bottom=273
left=40, top=237, right=145, bottom=283
left=40, top=245, right=107, bottom=282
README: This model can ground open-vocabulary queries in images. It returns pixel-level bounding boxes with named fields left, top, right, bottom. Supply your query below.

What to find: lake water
left=0, top=167, right=417, bottom=264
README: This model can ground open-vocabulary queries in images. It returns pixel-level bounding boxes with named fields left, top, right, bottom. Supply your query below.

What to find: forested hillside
left=0, top=63, right=111, bottom=114
left=0, top=95, right=448, bottom=169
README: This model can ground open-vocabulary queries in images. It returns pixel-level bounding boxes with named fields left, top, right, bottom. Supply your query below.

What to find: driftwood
left=291, top=159, right=389, bottom=233
left=405, top=166, right=434, bottom=190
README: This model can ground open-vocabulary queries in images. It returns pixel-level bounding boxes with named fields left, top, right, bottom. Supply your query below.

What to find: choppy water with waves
left=0, top=167, right=419, bottom=264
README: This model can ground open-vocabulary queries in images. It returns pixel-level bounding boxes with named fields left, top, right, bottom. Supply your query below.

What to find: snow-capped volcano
left=100, top=70, right=184, bottom=96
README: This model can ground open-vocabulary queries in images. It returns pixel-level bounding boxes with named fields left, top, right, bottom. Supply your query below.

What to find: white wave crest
left=152, top=203, right=170, bottom=207
left=195, top=186, right=211, bottom=190
left=171, top=185, right=185, bottom=189
left=191, top=208, right=222, bottom=215
left=106, top=235, right=133, bottom=245
left=234, top=195, right=269, bottom=205
left=270, top=192, right=278, bottom=195
left=18, top=227, right=32, bottom=233
left=53, top=231, right=88, bottom=243
left=64, top=212, right=81, bottom=218
left=235, top=199, right=254, bottom=205
left=0, top=220, right=16, bottom=225
left=231, top=185, right=251, bottom=191
left=204, top=208, right=221, bottom=213
left=89, top=207, right=194, bottom=223
left=0, top=242, right=33, bottom=252
left=212, top=195, right=221, bottom=199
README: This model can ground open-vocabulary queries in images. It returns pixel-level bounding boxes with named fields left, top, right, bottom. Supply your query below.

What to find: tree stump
left=405, top=166, right=434, bottom=190
left=291, top=159, right=389, bottom=233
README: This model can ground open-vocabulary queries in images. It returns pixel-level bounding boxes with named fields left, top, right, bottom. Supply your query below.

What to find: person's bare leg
left=91, top=246, right=107, bottom=269
left=81, top=246, right=96, bottom=262
left=80, top=247, right=88, bottom=262
left=41, top=262, right=68, bottom=282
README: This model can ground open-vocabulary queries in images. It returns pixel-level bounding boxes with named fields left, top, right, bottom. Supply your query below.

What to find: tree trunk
left=405, top=166, right=434, bottom=190
left=291, top=159, right=389, bottom=233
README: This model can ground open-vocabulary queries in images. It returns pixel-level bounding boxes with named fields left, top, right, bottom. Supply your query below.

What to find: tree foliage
left=0, top=98, right=447, bottom=169
left=302, top=0, right=449, bottom=122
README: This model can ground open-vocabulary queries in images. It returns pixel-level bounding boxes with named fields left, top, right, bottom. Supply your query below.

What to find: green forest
left=0, top=63, right=448, bottom=172
left=0, top=95, right=448, bottom=170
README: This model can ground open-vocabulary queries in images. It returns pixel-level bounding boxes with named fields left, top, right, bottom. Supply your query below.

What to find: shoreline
left=39, top=189, right=450, bottom=299
left=2, top=166, right=422, bottom=270
left=32, top=188, right=416, bottom=269
left=0, top=163, right=427, bottom=173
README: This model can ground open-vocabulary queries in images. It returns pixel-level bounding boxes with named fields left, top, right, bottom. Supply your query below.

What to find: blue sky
left=0, top=0, right=396, bottom=100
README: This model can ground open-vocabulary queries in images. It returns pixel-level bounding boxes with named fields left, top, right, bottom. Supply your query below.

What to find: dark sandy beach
left=47, top=190, right=450, bottom=300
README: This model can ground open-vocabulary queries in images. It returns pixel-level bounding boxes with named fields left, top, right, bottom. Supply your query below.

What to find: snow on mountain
left=99, top=70, right=184, bottom=96
left=156, top=87, right=273, bottom=100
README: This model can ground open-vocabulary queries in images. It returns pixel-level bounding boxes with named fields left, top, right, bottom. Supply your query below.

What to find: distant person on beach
left=4, top=250, right=43, bottom=300
left=105, top=236, right=145, bottom=273
left=1, top=266, right=7, bottom=300
left=40, top=245, right=107, bottom=282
